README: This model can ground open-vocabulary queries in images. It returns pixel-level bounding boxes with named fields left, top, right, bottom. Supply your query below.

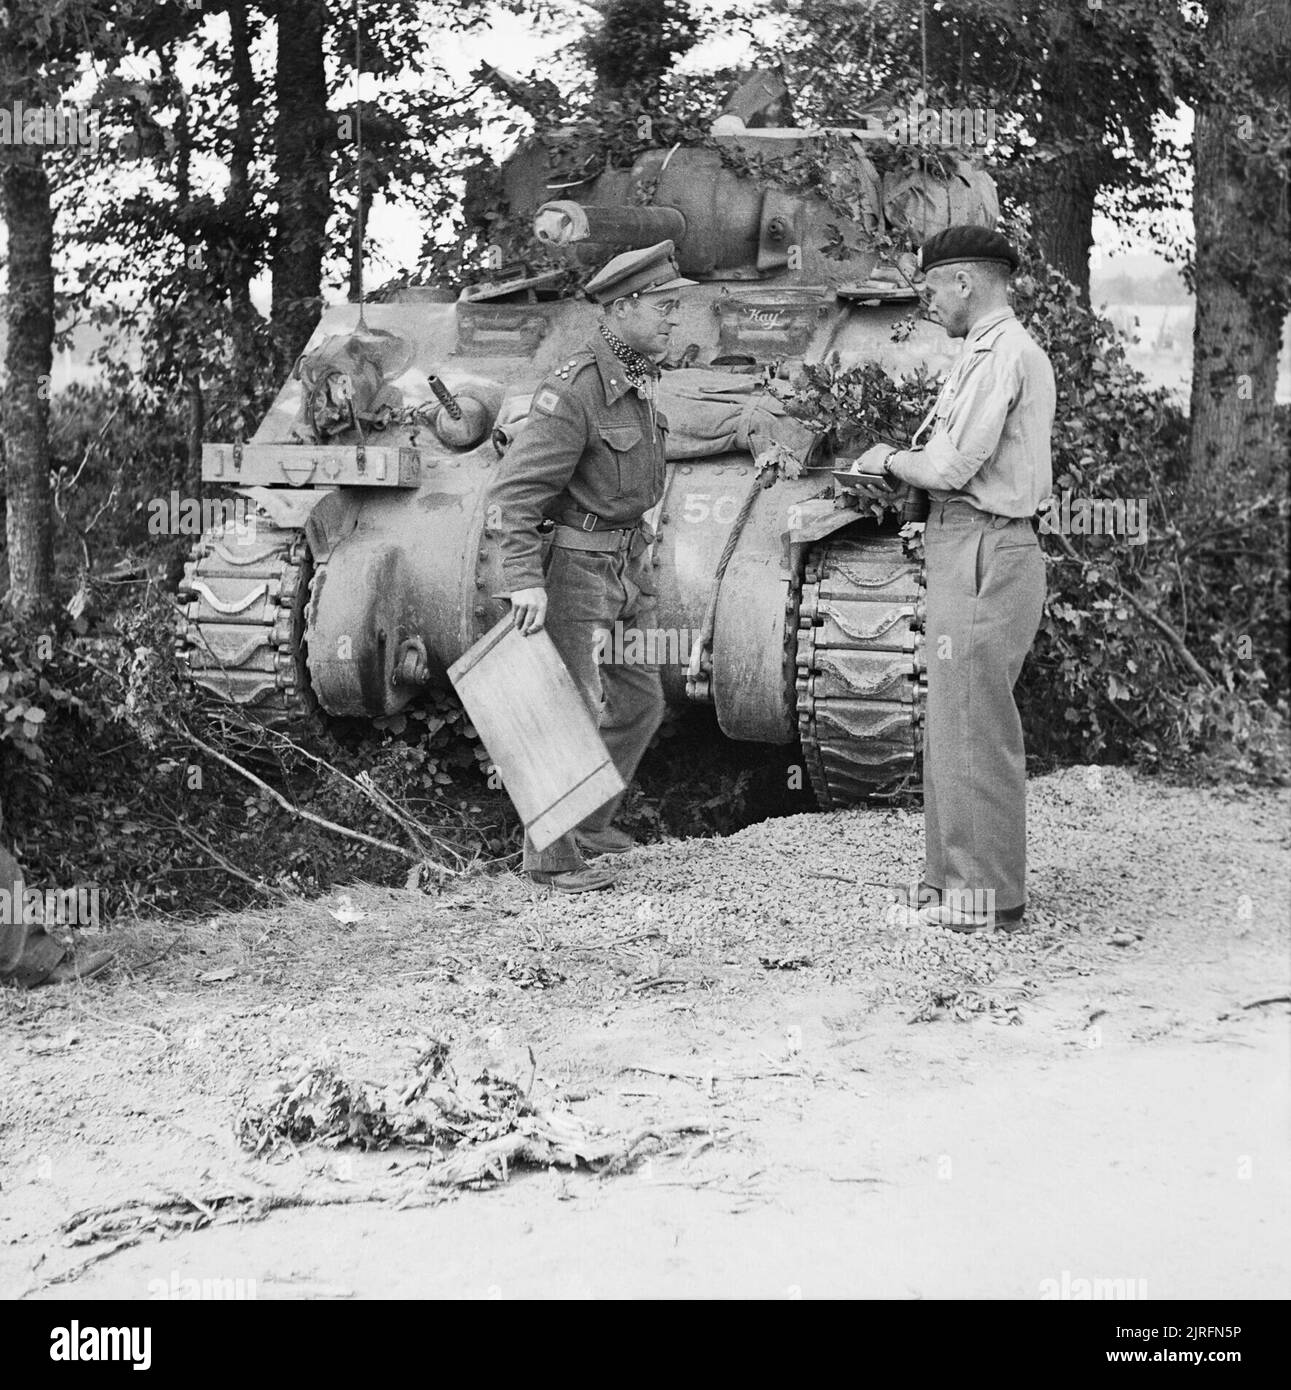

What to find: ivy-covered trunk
left=270, top=0, right=330, bottom=370
left=1187, top=0, right=1291, bottom=487
left=227, top=1, right=260, bottom=430
left=171, top=66, right=205, bottom=492
left=1026, top=22, right=1101, bottom=302
left=1028, top=157, right=1098, bottom=303
left=581, top=0, right=698, bottom=104
left=0, top=136, right=56, bottom=621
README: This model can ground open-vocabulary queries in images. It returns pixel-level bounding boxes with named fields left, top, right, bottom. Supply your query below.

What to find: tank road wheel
left=795, top=531, right=926, bottom=807
left=174, top=517, right=315, bottom=730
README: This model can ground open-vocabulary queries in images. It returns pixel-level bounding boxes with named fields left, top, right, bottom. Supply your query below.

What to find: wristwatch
left=881, top=449, right=900, bottom=483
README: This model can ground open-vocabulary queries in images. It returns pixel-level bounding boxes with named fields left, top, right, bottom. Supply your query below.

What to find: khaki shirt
left=914, top=307, right=1055, bottom=517
left=491, top=333, right=668, bottom=592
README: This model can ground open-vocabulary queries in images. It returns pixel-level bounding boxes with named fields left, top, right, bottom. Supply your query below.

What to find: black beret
left=918, top=225, right=1019, bottom=274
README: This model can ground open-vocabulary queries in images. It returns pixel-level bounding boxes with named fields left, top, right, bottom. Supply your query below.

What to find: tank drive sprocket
left=174, top=516, right=315, bottom=728
left=795, top=531, right=926, bottom=807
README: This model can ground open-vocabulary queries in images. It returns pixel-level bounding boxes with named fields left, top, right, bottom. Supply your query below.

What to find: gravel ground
left=497, top=763, right=1284, bottom=1008
left=1, top=765, right=1287, bottom=1298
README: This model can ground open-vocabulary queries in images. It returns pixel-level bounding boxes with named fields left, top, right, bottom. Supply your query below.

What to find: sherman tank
left=175, top=95, right=999, bottom=807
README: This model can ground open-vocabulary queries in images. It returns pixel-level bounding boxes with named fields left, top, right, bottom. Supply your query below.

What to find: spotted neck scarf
left=599, top=323, right=659, bottom=402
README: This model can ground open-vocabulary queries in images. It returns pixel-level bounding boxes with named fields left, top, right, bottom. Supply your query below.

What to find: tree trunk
left=1030, top=158, right=1097, bottom=301
left=0, top=141, right=56, bottom=621
left=173, top=65, right=204, bottom=490
left=1027, top=22, right=1103, bottom=302
left=583, top=0, right=697, bottom=106
left=1187, top=0, right=1291, bottom=486
left=226, top=0, right=259, bottom=431
left=271, top=0, right=330, bottom=370
left=184, top=370, right=205, bottom=491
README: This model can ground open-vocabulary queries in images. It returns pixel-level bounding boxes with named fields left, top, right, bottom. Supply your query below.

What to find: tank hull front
left=197, top=298, right=940, bottom=741
left=301, top=431, right=826, bottom=742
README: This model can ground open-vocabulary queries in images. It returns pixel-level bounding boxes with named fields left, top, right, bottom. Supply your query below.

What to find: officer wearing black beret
left=489, top=241, right=695, bottom=892
left=854, top=225, right=1055, bottom=931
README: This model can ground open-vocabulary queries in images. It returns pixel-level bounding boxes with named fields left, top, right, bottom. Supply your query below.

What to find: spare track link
left=174, top=516, right=314, bottom=727
left=796, top=531, right=925, bottom=807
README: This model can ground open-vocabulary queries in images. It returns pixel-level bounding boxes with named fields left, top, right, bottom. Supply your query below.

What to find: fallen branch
left=422, top=1118, right=713, bottom=1187
left=354, top=771, right=435, bottom=859
left=1049, top=531, right=1215, bottom=690
left=69, top=1009, right=168, bottom=1043
left=52, top=1182, right=440, bottom=1261
left=258, top=726, right=483, bottom=869
left=172, top=722, right=415, bottom=860
left=19, top=1235, right=140, bottom=1299
left=127, top=938, right=182, bottom=972
left=236, top=1050, right=721, bottom=1191
left=631, top=975, right=691, bottom=992
left=621, top=1064, right=802, bottom=1084
left=578, top=930, right=664, bottom=951
left=169, top=818, right=293, bottom=903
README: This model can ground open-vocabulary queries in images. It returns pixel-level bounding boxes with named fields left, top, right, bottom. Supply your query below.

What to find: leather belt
left=552, top=523, right=637, bottom=553
left=930, top=499, right=1032, bottom=530
left=560, top=506, right=636, bottom=533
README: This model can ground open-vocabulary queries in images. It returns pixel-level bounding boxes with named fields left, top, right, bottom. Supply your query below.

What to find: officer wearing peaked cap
left=853, top=225, right=1055, bottom=932
left=488, top=241, right=696, bottom=893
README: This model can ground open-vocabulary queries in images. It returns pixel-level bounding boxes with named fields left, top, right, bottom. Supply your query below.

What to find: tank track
left=174, top=515, right=314, bottom=728
left=795, top=531, right=925, bottom=807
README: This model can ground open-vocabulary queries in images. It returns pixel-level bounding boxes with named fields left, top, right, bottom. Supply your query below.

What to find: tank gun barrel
left=427, top=373, right=496, bottom=449
left=534, top=200, right=687, bottom=250
left=427, top=373, right=463, bottom=420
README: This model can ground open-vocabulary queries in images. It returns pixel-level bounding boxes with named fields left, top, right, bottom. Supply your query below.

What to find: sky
left=8, top=0, right=1252, bottom=405
left=2, top=0, right=1194, bottom=309
left=353, top=1, right=1194, bottom=301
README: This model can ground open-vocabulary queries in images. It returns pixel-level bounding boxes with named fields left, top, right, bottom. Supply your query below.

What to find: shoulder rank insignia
left=533, top=387, right=561, bottom=415
left=554, top=355, right=590, bottom=382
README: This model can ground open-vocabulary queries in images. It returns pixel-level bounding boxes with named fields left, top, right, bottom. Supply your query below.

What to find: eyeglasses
left=637, top=297, right=681, bottom=318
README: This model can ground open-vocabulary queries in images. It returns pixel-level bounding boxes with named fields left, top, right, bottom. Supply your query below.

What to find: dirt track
left=2, top=767, right=1288, bottom=1299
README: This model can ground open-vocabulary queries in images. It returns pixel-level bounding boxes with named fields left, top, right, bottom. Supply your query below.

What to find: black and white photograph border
left=0, top=0, right=1287, bottom=1331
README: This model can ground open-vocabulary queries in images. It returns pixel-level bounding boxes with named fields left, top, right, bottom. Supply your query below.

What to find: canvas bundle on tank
left=494, top=371, right=820, bottom=469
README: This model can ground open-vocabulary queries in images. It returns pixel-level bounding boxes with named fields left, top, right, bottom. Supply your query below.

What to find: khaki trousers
left=921, top=500, right=1045, bottom=912
left=522, top=539, right=665, bottom=874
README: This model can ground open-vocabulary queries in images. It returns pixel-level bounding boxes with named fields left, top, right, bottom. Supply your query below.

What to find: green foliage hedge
left=6, top=247, right=1286, bottom=823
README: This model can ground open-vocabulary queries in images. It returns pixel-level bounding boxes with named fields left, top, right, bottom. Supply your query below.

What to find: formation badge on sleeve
left=534, top=388, right=561, bottom=415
